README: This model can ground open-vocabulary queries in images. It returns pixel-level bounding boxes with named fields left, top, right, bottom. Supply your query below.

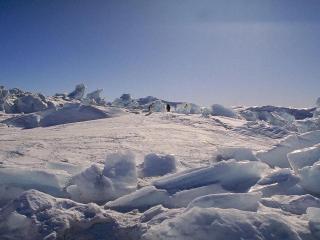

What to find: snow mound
left=142, top=207, right=304, bottom=240
left=256, top=130, right=320, bottom=168
left=212, top=147, right=257, bottom=162
left=67, top=151, right=137, bottom=203
left=187, top=192, right=261, bottom=212
left=0, top=190, right=142, bottom=240
left=211, top=104, right=238, bottom=118
left=105, top=186, right=170, bottom=212
left=154, top=160, right=269, bottom=193
left=143, top=153, right=177, bottom=177
left=288, top=144, right=320, bottom=172
left=40, top=104, right=122, bottom=127
left=261, top=194, right=320, bottom=215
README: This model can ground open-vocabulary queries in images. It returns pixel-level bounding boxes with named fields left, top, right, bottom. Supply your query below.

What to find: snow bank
left=154, top=160, right=269, bottom=193
left=105, top=186, right=170, bottom=212
left=256, top=130, right=320, bottom=168
left=288, top=144, right=320, bottom=172
left=67, top=151, right=137, bottom=203
left=142, top=207, right=303, bottom=240
left=261, top=194, right=320, bottom=215
left=212, top=147, right=257, bottom=162
left=40, top=104, right=119, bottom=127
left=211, top=104, right=238, bottom=118
left=143, top=153, right=177, bottom=177
left=187, top=192, right=261, bottom=212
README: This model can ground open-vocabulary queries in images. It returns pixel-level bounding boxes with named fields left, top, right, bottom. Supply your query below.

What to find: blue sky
left=1, top=0, right=320, bottom=107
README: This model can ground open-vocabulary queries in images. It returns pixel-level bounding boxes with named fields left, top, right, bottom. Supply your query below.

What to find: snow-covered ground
left=1, top=86, right=320, bottom=240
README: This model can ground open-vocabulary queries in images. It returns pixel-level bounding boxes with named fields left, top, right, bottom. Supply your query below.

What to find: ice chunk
left=67, top=151, right=137, bottom=203
left=256, top=130, right=320, bottom=168
left=142, top=207, right=303, bottom=240
left=307, top=207, right=320, bottom=239
left=212, top=147, right=257, bottom=162
left=14, top=94, right=48, bottom=113
left=251, top=169, right=303, bottom=197
left=2, top=113, right=40, bottom=129
left=103, top=151, right=137, bottom=191
left=154, top=160, right=269, bottom=193
left=257, top=168, right=293, bottom=185
left=288, top=144, right=320, bottom=172
left=261, top=194, right=320, bottom=215
left=85, top=89, right=105, bottom=105
left=0, top=167, right=69, bottom=206
left=169, top=184, right=229, bottom=208
left=112, top=93, right=139, bottom=108
left=211, top=104, right=238, bottom=118
left=143, top=153, right=177, bottom=177
left=66, top=164, right=114, bottom=203
left=105, top=186, right=170, bottom=212
left=298, top=162, right=320, bottom=194
left=187, top=192, right=262, bottom=212
left=174, top=103, right=201, bottom=114
left=67, top=83, right=86, bottom=100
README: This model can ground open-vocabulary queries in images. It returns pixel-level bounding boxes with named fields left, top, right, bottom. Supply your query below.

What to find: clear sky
left=1, top=0, right=319, bottom=107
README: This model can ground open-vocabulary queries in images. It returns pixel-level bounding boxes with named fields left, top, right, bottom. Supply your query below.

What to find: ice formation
left=67, top=151, right=137, bottom=203
left=143, top=153, right=177, bottom=177
left=212, top=146, right=258, bottom=162
left=211, top=104, right=238, bottom=118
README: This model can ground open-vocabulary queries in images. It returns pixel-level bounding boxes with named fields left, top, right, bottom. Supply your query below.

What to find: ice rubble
left=2, top=103, right=124, bottom=128
left=67, top=151, right=137, bottom=203
left=260, top=194, right=320, bottom=215
left=142, top=154, right=177, bottom=177
left=256, top=130, right=320, bottom=168
left=0, top=190, right=143, bottom=240
left=67, top=83, right=86, bottom=100
left=288, top=144, right=320, bottom=172
left=142, top=207, right=307, bottom=240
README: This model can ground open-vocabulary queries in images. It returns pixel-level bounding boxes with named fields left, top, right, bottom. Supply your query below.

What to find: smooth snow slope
left=0, top=112, right=275, bottom=170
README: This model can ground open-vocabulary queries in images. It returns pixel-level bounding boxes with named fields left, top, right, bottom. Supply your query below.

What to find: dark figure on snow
left=166, top=104, right=171, bottom=112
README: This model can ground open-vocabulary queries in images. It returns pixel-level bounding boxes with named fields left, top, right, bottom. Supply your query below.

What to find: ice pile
left=211, top=104, right=238, bottom=118
left=0, top=190, right=142, bottom=240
